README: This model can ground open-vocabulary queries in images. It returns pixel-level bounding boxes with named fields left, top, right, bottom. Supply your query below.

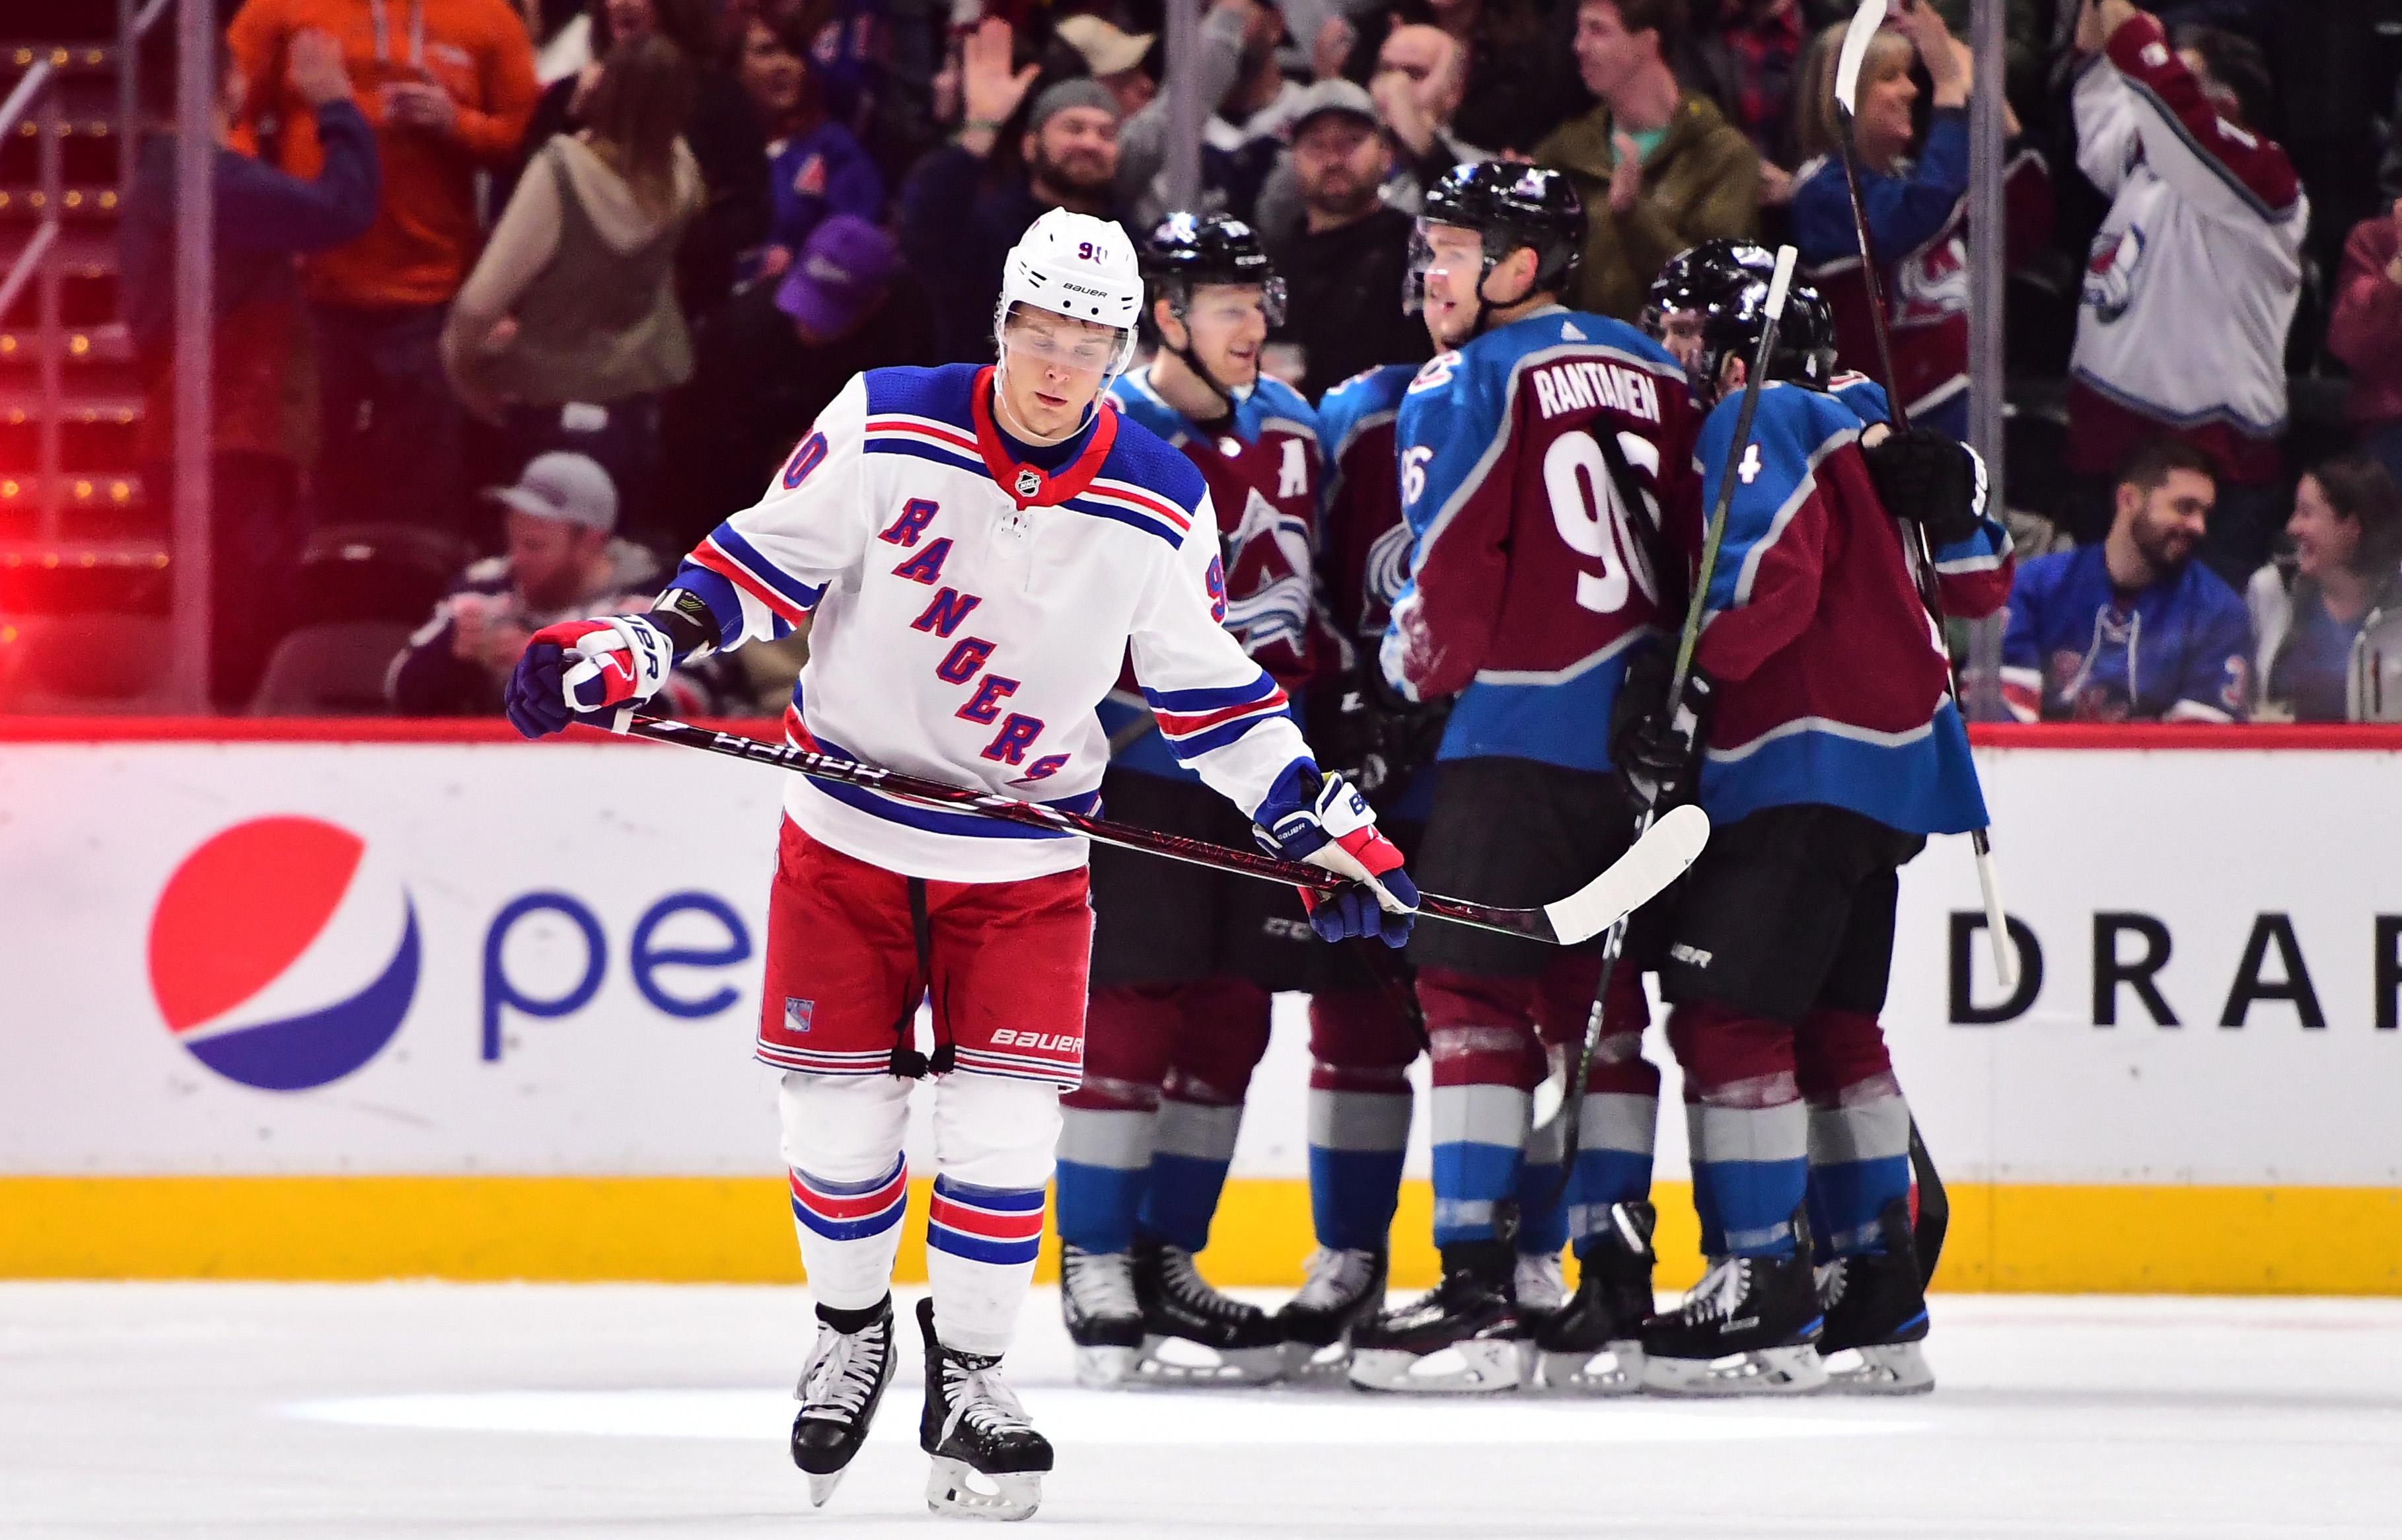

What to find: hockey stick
left=1528, top=249, right=1798, bottom=1165
left=1908, top=1115, right=1949, bottom=1288
left=602, top=714, right=1708, bottom=947
left=1833, top=0, right=2017, bottom=994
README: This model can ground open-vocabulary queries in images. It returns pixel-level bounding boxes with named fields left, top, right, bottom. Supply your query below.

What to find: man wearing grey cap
left=388, top=452, right=731, bottom=716
left=1261, top=79, right=1435, bottom=400
left=898, top=17, right=1124, bottom=363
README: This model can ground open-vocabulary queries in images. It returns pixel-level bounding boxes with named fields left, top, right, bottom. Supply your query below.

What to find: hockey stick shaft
left=1833, top=1, right=2016, bottom=990
left=1531, top=249, right=1799, bottom=1161
left=603, top=714, right=1692, bottom=945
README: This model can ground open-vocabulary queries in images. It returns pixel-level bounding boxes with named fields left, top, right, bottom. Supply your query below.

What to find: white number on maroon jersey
left=1543, top=432, right=1659, bottom=615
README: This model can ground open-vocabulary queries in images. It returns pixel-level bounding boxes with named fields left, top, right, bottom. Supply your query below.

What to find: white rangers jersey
left=2067, top=11, right=2305, bottom=480
left=667, top=362, right=1315, bottom=883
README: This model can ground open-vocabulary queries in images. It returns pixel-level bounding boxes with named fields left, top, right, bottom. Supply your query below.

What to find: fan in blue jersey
left=1354, top=161, right=1706, bottom=1395
left=1621, top=239, right=2012, bottom=1397
left=2002, top=438, right=2253, bottom=723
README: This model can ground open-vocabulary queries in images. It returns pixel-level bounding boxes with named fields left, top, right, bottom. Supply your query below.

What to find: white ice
left=3, top=1283, right=2397, bottom=1538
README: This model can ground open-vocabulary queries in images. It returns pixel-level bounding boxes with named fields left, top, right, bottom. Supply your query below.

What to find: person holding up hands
left=898, top=16, right=1124, bottom=363
left=1788, top=0, right=2050, bottom=443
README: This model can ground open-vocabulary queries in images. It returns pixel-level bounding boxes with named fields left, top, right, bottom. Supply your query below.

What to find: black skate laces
left=939, top=1351, right=1035, bottom=1442
left=1291, top=1247, right=1379, bottom=1311
left=1062, top=1246, right=1139, bottom=1318
left=797, top=1317, right=889, bottom=1423
left=1161, top=1246, right=1253, bottom=1323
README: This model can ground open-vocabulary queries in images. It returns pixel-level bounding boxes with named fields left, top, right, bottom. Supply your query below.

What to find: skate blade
left=805, top=1469, right=846, bottom=1508
left=1129, top=1336, right=1285, bottom=1387
left=1537, top=1340, right=1644, bottom=1395
left=1073, top=1344, right=1138, bottom=1389
left=1821, top=1340, right=1934, bottom=1395
left=1347, top=1340, right=1529, bottom=1395
left=1640, top=1342, right=1828, bottom=1397
left=926, top=1455, right=1042, bottom=1522
left=1278, top=1338, right=1357, bottom=1383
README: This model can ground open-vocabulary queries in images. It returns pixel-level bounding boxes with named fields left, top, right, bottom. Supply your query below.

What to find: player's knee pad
left=932, top=1072, right=1062, bottom=1193
left=1794, top=1006, right=1899, bottom=1107
left=1159, top=977, right=1272, bottom=1105
left=1531, top=947, right=1650, bottom=1049
left=1665, top=1000, right=1800, bottom=1108
left=1307, top=987, right=1420, bottom=1091
left=1068, top=984, right=1181, bottom=1111
left=1418, top=966, right=1545, bottom=1090
left=778, top=1070, right=912, bottom=1181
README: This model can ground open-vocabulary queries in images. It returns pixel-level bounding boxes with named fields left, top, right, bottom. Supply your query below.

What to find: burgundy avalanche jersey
left=1381, top=307, right=1701, bottom=772
left=1685, top=375, right=2014, bottom=834
left=1313, top=363, right=1417, bottom=657
left=1102, top=367, right=1330, bottom=780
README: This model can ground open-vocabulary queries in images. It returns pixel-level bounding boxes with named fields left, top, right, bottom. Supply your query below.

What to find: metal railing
left=119, top=0, right=172, bottom=205
left=0, top=57, right=63, bottom=544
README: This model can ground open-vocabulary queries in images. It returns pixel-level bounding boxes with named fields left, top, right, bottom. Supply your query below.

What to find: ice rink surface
left=4, top=1282, right=2398, bottom=1539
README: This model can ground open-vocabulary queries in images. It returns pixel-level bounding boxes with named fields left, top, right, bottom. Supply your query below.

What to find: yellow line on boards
left=2, top=1178, right=2396, bottom=1294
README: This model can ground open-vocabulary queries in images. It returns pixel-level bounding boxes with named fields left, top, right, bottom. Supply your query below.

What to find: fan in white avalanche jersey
left=500, top=209, right=1419, bottom=1522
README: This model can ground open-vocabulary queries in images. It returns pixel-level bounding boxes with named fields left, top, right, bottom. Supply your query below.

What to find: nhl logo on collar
left=1014, top=467, right=1042, bottom=499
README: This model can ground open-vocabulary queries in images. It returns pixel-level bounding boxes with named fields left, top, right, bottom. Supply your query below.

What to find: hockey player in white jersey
left=501, top=209, right=1418, bottom=1521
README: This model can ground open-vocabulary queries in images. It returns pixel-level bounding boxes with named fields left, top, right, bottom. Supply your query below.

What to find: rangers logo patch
left=785, top=997, right=816, bottom=1033
left=1015, top=468, right=1042, bottom=498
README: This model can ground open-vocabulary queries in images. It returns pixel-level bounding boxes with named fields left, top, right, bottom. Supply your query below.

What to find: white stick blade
left=1764, top=245, right=1798, bottom=319
left=1976, top=845, right=2018, bottom=993
left=1541, top=804, right=1711, bottom=946
left=1834, top=0, right=1891, bottom=116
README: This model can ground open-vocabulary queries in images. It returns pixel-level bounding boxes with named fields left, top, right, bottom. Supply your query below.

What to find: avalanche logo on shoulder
left=147, top=817, right=420, bottom=1092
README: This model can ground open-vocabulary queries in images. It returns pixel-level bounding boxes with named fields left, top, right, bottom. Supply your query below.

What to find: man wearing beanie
left=899, top=17, right=1125, bottom=362
left=387, top=453, right=733, bottom=716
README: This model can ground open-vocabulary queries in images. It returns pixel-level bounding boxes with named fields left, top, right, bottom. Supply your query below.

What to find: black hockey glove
left=1312, top=669, right=1452, bottom=809
left=1611, top=647, right=1714, bottom=812
left=1862, top=428, right=1986, bottom=547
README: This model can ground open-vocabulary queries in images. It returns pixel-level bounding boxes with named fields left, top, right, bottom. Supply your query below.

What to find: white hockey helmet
left=994, top=209, right=1144, bottom=379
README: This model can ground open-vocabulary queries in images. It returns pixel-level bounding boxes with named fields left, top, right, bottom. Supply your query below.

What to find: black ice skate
left=1347, top=1241, right=1533, bottom=1393
left=1060, top=1243, right=1144, bottom=1388
left=1640, top=1249, right=1828, bottom=1397
left=1129, top=1235, right=1284, bottom=1386
left=916, top=1297, right=1052, bottom=1522
left=1536, top=1201, right=1657, bottom=1395
left=789, top=1296, right=898, bottom=1508
left=1272, top=1246, right=1387, bottom=1379
left=1817, top=1198, right=1934, bottom=1395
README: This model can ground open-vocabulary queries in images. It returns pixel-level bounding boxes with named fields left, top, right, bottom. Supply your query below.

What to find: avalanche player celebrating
left=501, top=209, right=1417, bottom=1520
left=1274, top=342, right=1451, bottom=1377
left=1052, top=211, right=1336, bottom=1388
left=1624, top=242, right=2010, bottom=1397
left=1356, top=162, right=1702, bottom=1395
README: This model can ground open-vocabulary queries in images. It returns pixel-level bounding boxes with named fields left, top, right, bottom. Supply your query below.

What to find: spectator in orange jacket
left=229, top=0, right=540, bottom=538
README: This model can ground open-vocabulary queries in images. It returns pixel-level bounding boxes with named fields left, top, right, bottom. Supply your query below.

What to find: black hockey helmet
left=1416, top=161, right=1585, bottom=307
left=1142, top=211, right=1286, bottom=326
left=1645, top=238, right=1838, bottom=398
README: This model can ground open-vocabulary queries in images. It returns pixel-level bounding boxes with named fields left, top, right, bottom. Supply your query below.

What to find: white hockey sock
left=779, top=1071, right=912, bottom=1313
left=927, top=1072, right=1062, bottom=1356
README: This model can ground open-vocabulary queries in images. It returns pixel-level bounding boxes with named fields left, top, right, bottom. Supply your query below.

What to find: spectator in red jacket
left=2328, top=200, right=2402, bottom=491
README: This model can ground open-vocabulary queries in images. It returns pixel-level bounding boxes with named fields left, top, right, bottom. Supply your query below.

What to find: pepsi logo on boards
left=147, top=817, right=419, bottom=1092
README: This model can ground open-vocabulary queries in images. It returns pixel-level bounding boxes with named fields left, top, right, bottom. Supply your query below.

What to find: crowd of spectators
left=117, top=0, right=2402, bottom=723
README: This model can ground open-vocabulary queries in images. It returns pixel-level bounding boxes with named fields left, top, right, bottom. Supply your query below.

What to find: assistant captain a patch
left=785, top=997, right=817, bottom=1033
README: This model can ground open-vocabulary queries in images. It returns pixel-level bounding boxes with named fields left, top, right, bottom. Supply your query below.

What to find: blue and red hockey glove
left=504, top=616, right=677, bottom=739
left=1253, top=762, right=1418, bottom=947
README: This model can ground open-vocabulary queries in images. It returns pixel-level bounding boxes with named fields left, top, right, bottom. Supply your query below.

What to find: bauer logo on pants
left=146, top=817, right=420, bottom=1092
